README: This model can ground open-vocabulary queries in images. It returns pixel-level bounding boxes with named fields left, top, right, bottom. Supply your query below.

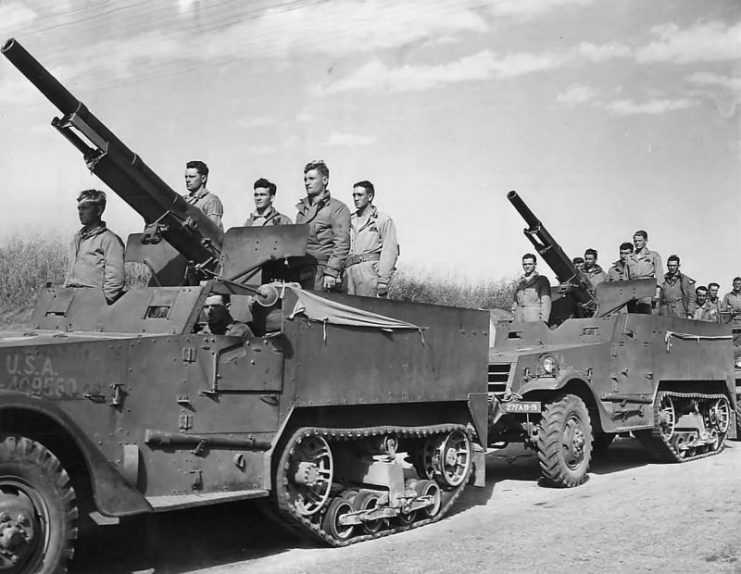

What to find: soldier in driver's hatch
left=64, top=189, right=125, bottom=304
left=511, top=253, right=551, bottom=322
left=294, top=160, right=351, bottom=292
left=183, top=160, right=224, bottom=231
left=659, top=255, right=696, bottom=319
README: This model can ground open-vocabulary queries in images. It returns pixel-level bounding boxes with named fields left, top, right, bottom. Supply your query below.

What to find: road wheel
left=0, top=435, right=78, bottom=574
left=537, top=394, right=593, bottom=487
left=353, top=491, right=385, bottom=535
left=321, top=493, right=355, bottom=542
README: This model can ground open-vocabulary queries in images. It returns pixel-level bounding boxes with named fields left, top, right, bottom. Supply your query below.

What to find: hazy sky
left=1, top=0, right=739, bottom=289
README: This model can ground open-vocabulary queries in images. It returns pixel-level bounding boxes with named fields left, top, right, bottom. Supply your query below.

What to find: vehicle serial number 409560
left=501, top=401, right=541, bottom=413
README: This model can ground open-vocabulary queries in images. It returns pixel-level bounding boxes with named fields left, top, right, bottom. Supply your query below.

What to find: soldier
left=693, top=286, right=712, bottom=321
left=706, top=282, right=724, bottom=323
left=722, top=277, right=741, bottom=326
left=511, top=253, right=551, bottom=322
left=345, top=180, right=399, bottom=297
left=659, top=255, right=695, bottom=319
left=64, top=189, right=125, bottom=304
left=184, top=160, right=224, bottom=231
left=572, top=257, right=585, bottom=273
left=200, top=294, right=252, bottom=337
left=583, top=248, right=606, bottom=288
left=607, top=242, right=633, bottom=281
left=628, top=230, right=663, bottom=313
left=244, top=178, right=292, bottom=226
left=294, top=160, right=351, bottom=292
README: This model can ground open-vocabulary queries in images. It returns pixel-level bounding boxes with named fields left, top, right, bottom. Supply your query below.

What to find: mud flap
left=729, top=409, right=737, bottom=440
left=471, top=443, right=486, bottom=487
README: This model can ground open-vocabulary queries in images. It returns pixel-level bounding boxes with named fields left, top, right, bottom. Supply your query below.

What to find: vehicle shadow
left=71, top=500, right=310, bottom=574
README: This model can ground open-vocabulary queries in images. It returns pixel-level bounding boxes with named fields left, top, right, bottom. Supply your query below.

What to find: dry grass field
left=0, top=238, right=515, bottom=327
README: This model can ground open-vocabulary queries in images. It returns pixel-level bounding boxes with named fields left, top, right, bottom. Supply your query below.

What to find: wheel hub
left=293, top=462, right=321, bottom=486
left=0, top=490, right=37, bottom=569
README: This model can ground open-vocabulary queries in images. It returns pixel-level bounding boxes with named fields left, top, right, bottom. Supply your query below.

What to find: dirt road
left=73, top=437, right=741, bottom=574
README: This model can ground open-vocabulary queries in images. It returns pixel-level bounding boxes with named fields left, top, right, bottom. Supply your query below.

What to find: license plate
left=501, top=401, right=541, bottom=413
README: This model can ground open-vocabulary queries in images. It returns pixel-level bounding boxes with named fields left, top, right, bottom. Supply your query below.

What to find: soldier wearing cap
left=345, top=180, right=399, bottom=297
left=244, top=178, right=292, bottom=227
left=184, top=160, right=224, bottom=231
left=294, top=160, right=351, bottom=291
left=607, top=242, right=633, bottom=282
left=64, top=189, right=125, bottom=304
left=705, top=282, right=724, bottom=323
left=572, top=257, right=585, bottom=274
left=659, top=255, right=696, bottom=319
left=511, top=253, right=551, bottom=322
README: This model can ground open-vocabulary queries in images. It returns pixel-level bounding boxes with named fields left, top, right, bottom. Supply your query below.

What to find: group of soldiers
left=513, top=229, right=741, bottom=325
left=63, top=159, right=400, bottom=313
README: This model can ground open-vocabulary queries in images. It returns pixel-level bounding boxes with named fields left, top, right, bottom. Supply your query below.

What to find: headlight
left=735, top=356, right=741, bottom=369
left=540, top=355, right=558, bottom=377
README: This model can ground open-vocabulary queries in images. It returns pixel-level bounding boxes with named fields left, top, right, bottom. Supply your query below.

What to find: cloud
left=557, top=84, right=598, bottom=105
left=326, top=132, right=376, bottom=146
left=603, top=98, right=699, bottom=115
left=0, top=2, right=37, bottom=35
left=236, top=115, right=276, bottom=129
left=314, top=49, right=570, bottom=94
left=636, top=21, right=741, bottom=64
left=686, top=71, right=741, bottom=92
left=486, top=0, right=595, bottom=19
left=576, top=42, right=632, bottom=62
left=685, top=72, right=741, bottom=118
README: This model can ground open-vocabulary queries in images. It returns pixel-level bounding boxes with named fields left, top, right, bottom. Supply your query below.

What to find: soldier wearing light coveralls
left=345, top=181, right=399, bottom=297
left=64, top=189, right=125, bottom=303
left=512, top=253, right=551, bottom=322
left=659, top=255, right=696, bottom=319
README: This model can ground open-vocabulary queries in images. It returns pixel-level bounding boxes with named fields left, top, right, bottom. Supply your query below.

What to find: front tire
left=0, top=435, right=78, bottom=574
left=537, top=395, right=593, bottom=487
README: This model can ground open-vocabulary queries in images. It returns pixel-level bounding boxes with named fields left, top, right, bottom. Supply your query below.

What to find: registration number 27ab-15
left=501, top=401, right=541, bottom=413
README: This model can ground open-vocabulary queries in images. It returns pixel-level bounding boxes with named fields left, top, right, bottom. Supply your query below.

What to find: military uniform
left=512, top=273, right=552, bottom=322
left=185, top=188, right=224, bottom=231
left=244, top=206, right=292, bottom=227
left=703, top=297, right=724, bottom=324
left=659, top=272, right=696, bottom=318
left=65, top=222, right=125, bottom=303
left=607, top=260, right=630, bottom=282
left=583, top=264, right=607, bottom=289
left=294, top=192, right=351, bottom=291
left=722, top=291, right=741, bottom=326
left=694, top=301, right=718, bottom=322
left=628, top=246, right=663, bottom=312
left=345, top=206, right=399, bottom=297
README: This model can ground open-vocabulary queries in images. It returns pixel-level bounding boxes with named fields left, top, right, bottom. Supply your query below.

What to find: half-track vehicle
left=0, top=39, right=490, bottom=573
left=488, top=191, right=736, bottom=487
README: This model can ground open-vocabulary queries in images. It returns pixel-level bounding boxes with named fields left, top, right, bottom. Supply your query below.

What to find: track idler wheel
left=416, top=430, right=473, bottom=489
left=279, top=431, right=333, bottom=516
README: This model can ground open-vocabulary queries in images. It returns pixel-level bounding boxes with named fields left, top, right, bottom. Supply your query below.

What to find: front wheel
left=537, top=395, right=593, bottom=487
left=0, top=435, right=78, bottom=574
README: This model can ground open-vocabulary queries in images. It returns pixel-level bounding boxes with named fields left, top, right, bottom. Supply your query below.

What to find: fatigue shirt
left=295, top=192, right=351, bottom=278
left=722, top=291, right=741, bottom=325
left=583, top=264, right=607, bottom=289
left=349, top=206, right=399, bottom=286
left=184, top=188, right=224, bottom=231
left=704, top=297, right=724, bottom=324
left=512, top=273, right=552, bottom=322
left=607, top=260, right=630, bottom=282
left=694, top=301, right=719, bottom=322
left=65, top=222, right=125, bottom=302
left=244, top=206, right=292, bottom=227
left=628, top=247, right=663, bottom=280
left=659, top=272, right=696, bottom=318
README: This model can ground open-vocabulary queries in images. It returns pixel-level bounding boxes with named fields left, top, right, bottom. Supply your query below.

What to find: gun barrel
left=507, top=190, right=540, bottom=229
left=2, top=38, right=79, bottom=115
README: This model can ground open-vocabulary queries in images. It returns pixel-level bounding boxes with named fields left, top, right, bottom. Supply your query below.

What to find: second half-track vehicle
left=0, top=39, right=489, bottom=573
left=487, top=191, right=736, bottom=487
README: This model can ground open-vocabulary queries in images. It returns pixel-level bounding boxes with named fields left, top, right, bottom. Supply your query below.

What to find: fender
left=0, top=390, right=151, bottom=517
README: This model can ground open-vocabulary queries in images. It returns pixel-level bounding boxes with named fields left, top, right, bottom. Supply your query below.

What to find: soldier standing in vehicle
left=64, top=189, right=125, bottom=304
left=659, top=255, right=696, bottom=319
left=512, top=253, right=551, bottom=322
left=607, top=242, right=633, bottom=281
left=295, top=160, right=351, bottom=291
left=344, top=181, right=399, bottom=298
left=628, top=230, right=663, bottom=313
left=583, top=248, right=606, bottom=289
left=572, top=257, right=585, bottom=274
left=244, top=178, right=292, bottom=226
left=693, top=286, right=713, bottom=321
left=184, top=160, right=224, bottom=231
left=706, top=282, right=724, bottom=323
left=722, top=277, right=741, bottom=326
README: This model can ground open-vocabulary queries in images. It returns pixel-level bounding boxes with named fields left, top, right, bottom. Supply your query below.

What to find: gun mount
left=2, top=38, right=224, bottom=279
